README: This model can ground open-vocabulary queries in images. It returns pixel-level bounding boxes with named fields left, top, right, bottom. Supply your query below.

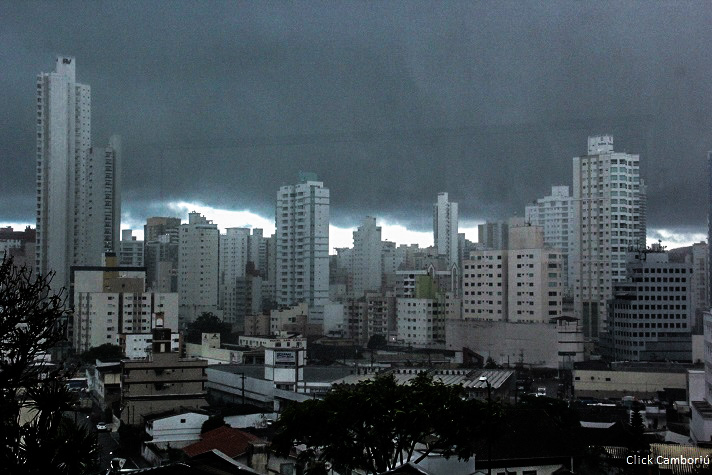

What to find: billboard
left=275, top=351, right=296, bottom=364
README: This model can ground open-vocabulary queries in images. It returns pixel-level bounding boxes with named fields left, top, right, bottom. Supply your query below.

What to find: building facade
left=351, top=217, right=383, bottom=297
left=572, top=135, right=646, bottom=339
left=433, top=192, right=459, bottom=266
left=120, top=230, right=144, bottom=267
left=178, top=212, right=220, bottom=324
left=275, top=173, right=329, bottom=324
left=36, top=56, right=121, bottom=291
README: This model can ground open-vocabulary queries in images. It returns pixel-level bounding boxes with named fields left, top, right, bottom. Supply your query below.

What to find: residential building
left=572, top=135, right=646, bottom=339
left=462, top=219, right=563, bottom=323
left=395, top=271, right=447, bottom=347
left=248, top=228, right=267, bottom=276
left=120, top=229, right=144, bottom=267
left=691, top=310, right=712, bottom=443
left=36, top=56, right=121, bottom=291
left=477, top=221, right=509, bottom=250
left=433, top=192, right=459, bottom=266
left=606, top=246, right=693, bottom=362
left=525, top=185, right=575, bottom=296
left=0, top=226, right=36, bottom=268
left=219, top=228, right=250, bottom=326
left=144, top=217, right=181, bottom=292
left=120, top=326, right=208, bottom=426
left=275, top=173, right=329, bottom=324
left=120, top=331, right=180, bottom=359
left=178, top=212, right=220, bottom=324
left=71, top=256, right=179, bottom=354
left=351, top=217, right=382, bottom=297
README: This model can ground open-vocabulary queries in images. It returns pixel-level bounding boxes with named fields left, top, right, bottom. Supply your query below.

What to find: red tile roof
left=182, top=426, right=262, bottom=459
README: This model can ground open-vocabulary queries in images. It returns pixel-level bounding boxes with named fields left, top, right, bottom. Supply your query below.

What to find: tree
left=273, top=372, right=485, bottom=474
left=184, top=312, right=233, bottom=344
left=0, top=257, right=99, bottom=474
left=79, top=343, right=123, bottom=363
left=367, top=334, right=386, bottom=350
left=201, top=415, right=226, bottom=433
left=484, top=356, right=498, bottom=369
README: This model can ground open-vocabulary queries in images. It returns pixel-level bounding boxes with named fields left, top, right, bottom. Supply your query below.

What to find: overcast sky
left=2, top=1, right=711, bottom=247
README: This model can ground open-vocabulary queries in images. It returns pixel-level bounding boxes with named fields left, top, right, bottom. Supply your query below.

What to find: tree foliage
left=0, top=257, right=99, bottom=474
left=201, top=415, right=226, bottom=433
left=184, top=312, right=233, bottom=344
left=79, top=343, right=123, bottom=363
left=273, top=372, right=487, bottom=474
left=366, top=334, right=386, bottom=350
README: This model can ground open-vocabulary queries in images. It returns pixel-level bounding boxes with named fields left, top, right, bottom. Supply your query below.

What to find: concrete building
left=573, top=362, right=688, bottom=399
left=477, top=221, right=509, bottom=250
left=219, top=227, right=250, bottom=326
left=691, top=310, right=712, bottom=443
left=572, top=135, right=646, bottom=339
left=120, top=327, right=208, bottom=426
left=462, top=220, right=563, bottom=323
left=35, top=56, right=121, bottom=291
left=71, top=258, right=179, bottom=354
left=248, top=228, right=267, bottom=276
left=120, top=332, right=180, bottom=359
left=446, top=317, right=584, bottom=369
left=351, top=217, right=383, bottom=297
left=395, top=271, right=447, bottom=348
left=120, top=230, right=144, bottom=267
left=275, top=173, right=329, bottom=324
left=525, top=185, right=575, bottom=296
left=606, top=247, right=693, bottom=362
left=144, top=217, right=181, bottom=292
left=178, top=212, right=220, bottom=324
left=0, top=226, right=36, bottom=268
left=433, top=192, right=459, bottom=266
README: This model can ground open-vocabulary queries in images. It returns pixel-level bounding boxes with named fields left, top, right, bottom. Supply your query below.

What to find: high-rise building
left=178, top=212, right=220, bottom=324
left=275, top=173, right=329, bottom=324
left=525, top=186, right=574, bottom=296
left=607, top=246, right=692, bottom=362
left=248, top=228, right=267, bottom=276
left=462, top=219, right=563, bottom=323
left=144, top=217, right=181, bottom=292
left=119, top=229, right=144, bottom=267
left=36, top=56, right=121, bottom=291
left=708, top=151, right=712, bottom=304
left=478, top=221, right=509, bottom=250
left=351, top=217, right=383, bottom=297
left=572, top=135, right=645, bottom=339
left=433, top=192, right=459, bottom=266
left=219, top=227, right=250, bottom=327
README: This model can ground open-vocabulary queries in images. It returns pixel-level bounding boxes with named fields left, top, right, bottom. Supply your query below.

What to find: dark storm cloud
left=2, top=1, right=711, bottom=233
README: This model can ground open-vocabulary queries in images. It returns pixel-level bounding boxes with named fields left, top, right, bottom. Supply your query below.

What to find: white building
left=525, top=185, right=574, bottom=295
left=433, top=192, right=459, bottom=266
left=275, top=173, right=329, bottom=324
left=691, top=310, right=712, bottom=443
left=178, top=212, right=220, bottom=324
left=144, top=217, right=181, bottom=292
left=120, top=229, right=144, bottom=267
left=463, top=220, right=563, bottom=323
left=72, top=258, right=179, bottom=354
left=219, top=227, right=250, bottom=325
left=36, top=56, right=121, bottom=291
left=572, top=135, right=646, bottom=339
left=607, top=247, right=693, bottom=362
left=122, top=332, right=180, bottom=359
left=351, top=217, right=383, bottom=297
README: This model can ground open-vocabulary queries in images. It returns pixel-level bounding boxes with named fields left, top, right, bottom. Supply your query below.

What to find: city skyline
left=2, top=2, right=712, bottom=251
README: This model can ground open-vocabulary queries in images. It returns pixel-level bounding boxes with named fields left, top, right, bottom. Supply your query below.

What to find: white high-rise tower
left=275, top=173, right=329, bottom=323
left=352, top=217, right=382, bottom=297
left=36, top=56, right=120, bottom=292
left=572, top=135, right=645, bottom=339
left=433, top=192, right=459, bottom=266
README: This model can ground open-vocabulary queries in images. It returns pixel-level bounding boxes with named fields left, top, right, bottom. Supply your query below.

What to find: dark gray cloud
left=2, top=1, right=711, bottom=232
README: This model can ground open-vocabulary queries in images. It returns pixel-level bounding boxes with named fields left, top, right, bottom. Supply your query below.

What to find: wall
left=573, top=369, right=687, bottom=398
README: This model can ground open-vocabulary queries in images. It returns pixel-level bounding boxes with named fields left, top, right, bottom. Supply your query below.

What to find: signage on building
left=275, top=351, right=296, bottom=364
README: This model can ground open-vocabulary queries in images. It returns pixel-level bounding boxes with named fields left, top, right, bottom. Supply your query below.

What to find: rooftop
left=182, top=426, right=262, bottom=459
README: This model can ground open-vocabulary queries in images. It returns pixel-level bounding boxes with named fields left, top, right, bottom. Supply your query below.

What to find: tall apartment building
left=248, top=228, right=267, bottom=276
left=71, top=256, right=178, bottom=354
left=351, top=217, right=383, bottom=297
left=692, top=242, right=710, bottom=333
left=120, top=230, right=144, bottom=267
left=1, top=226, right=36, bottom=268
left=395, top=271, right=447, bottom=348
left=607, top=247, right=692, bottom=362
left=478, top=221, right=509, bottom=250
left=462, top=220, right=563, bottom=323
left=433, top=192, right=459, bottom=266
left=144, top=217, right=181, bottom=292
left=178, top=212, right=220, bottom=324
left=572, top=135, right=646, bottom=339
left=275, top=173, right=329, bottom=324
left=525, top=186, right=574, bottom=295
left=36, top=56, right=121, bottom=291
left=145, top=217, right=181, bottom=243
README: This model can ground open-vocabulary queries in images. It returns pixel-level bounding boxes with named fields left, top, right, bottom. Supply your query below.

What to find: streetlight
left=479, top=375, right=492, bottom=475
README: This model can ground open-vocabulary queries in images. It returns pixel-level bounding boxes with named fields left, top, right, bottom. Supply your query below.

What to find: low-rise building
left=120, top=327, right=208, bottom=426
left=573, top=362, right=689, bottom=399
